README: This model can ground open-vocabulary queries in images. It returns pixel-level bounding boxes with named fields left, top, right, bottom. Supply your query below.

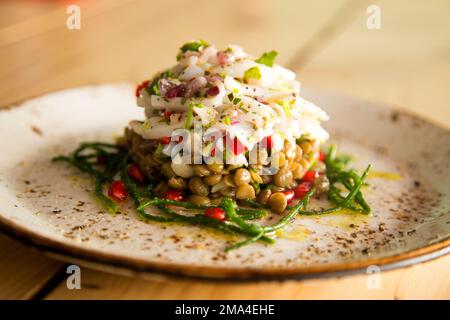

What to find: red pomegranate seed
left=261, top=136, right=272, bottom=151
left=108, top=180, right=128, bottom=201
left=160, top=136, right=171, bottom=144
left=204, top=207, right=226, bottom=221
left=164, top=189, right=184, bottom=201
left=127, top=163, right=145, bottom=183
left=282, top=189, right=295, bottom=202
left=319, top=151, right=326, bottom=162
left=224, top=135, right=247, bottom=155
left=206, top=86, right=219, bottom=96
left=294, top=181, right=313, bottom=199
left=233, top=138, right=246, bottom=155
left=163, top=110, right=173, bottom=118
left=303, top=170, right=319, bottom=183
left=166, top=85, right=185, bottom=99
left=135, top=80, right=149, bottom=97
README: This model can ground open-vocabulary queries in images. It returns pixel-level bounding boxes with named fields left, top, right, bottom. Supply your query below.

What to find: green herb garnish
left=255, top=50, right=278, bottom=67
left=145, top=70, right=175, bottom=96
left=154, top=143, right=167, bottom=159
left=177, top=40, right=209, bottom=60
left=185, top=102, right=195, bottom=129
left=223, top=116, right=231, bottom=125
left=53, top=140, right=372, bottom=252
left=243, top=66, right=261, bottom=83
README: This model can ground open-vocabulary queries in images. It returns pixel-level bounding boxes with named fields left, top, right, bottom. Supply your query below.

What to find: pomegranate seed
left=294, top=181, right=313, bottom=199
left=204, top=207, right=226, bottom=221
left=261, top=136, right=272, bottom=151
left=166, top=85, right=185, bottom=99
left=282, top=189, right=295, bottom=202
left=163, top=110, right=173, bottom=118
left=135, top=80, right=149, bottom=97
left=206, top=86, right=219, bottom=96
left=108, top=180, right=128, bottom=201
left=127, top=163, right=145, bottom=183
left=319, top=151, right=326, bottom=162
left=224, top=135, right=247, bottom=155
left=160, top=136, right=171, bottom=145
left=303, top=170, right=319, bottom=183
left=164, top=189, right=184, bottom=201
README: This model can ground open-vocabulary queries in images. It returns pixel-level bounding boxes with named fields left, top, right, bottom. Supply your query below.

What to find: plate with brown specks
left=0, top=83, right=449, bottom=281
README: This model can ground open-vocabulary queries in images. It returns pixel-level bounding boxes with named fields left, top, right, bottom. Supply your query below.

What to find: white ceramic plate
left=0, top=83, right=449, bottom=280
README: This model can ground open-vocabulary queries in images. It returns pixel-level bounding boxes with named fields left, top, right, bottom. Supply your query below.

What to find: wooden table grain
left=0, top=0, right=449, bottom=299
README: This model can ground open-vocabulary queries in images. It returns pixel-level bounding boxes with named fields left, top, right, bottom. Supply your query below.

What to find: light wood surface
left=45, top=255, right=450, bottom=300
left=0, top=0, right=449, bottom=299
left=0, top=235, right=63, bottom=299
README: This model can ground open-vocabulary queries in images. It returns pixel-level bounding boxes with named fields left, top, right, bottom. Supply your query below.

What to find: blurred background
left=1, top=0, right=449, bottom=126
left=0, top=0, right=449, bottom=299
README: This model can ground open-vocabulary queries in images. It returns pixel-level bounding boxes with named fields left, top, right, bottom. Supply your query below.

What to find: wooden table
left=0, top=0, right=449, bottom=299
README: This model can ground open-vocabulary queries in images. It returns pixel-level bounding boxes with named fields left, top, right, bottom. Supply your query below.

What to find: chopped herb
left=244, top=66, right=262, bottom=83
left=154, top=143, right=167, bottom=159
left=223, top=117, right=231, bottom=125
left=239, top=106, right=248, bottom=113
left=252, top=182, right=261, bottom=194
left=185, top=102, right=195, bottom=129
left=146, top=81, right=160, bottom=95
left=255, top=50, right=278, bottom=67
left=233, top=97, right=241, bottom=104
left=227, top=93, right=234, bottom=102
left=177, top=40, right=209, bottom=60
left=160, top=70, right=175, bottom=78
left=145, top=70, right=174, bottom=96
left=281, top=99, right=292, bottom=118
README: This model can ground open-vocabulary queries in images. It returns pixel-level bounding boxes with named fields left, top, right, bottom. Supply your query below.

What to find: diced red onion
left=166, top=84, right=186, bottom=98
left=206, top=86, right=220, bottom=96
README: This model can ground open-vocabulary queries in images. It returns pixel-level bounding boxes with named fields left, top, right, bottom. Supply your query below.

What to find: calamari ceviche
left=54, top=40, right=371, bottom=251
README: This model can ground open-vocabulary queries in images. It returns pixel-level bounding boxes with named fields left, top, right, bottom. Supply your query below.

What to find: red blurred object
left=206, top=86, right=219, bottom=96
left=127, top=164, right=145, bottom=183
left=282, top=189, right=295, bottom=202
left=303, top=170, right=319, bottom=183
left=166, top=84, right=185, bottom=98
left=224, top=135, right=247, bottom=155
left=261, top=136, right=272, bottom=151
left=108, top=180, right=128, bottom=201
left=294, top=181, right=313, bottom=199
left=164, top=189, right=184, bottom=201
left=204, top=207, right=226, bottom=221
left=160, top=136, right=171, bottom=144
left=319, top=151, right=326, bottom=162
left=163, top=110, right=173, bottom=118
left=135, top=80, right=149, bottom=97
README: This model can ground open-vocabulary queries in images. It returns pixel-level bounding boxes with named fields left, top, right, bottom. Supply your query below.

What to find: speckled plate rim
left=0, top=214, right=449, bottom=282
left=1, top=82, right=449, bottom=282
